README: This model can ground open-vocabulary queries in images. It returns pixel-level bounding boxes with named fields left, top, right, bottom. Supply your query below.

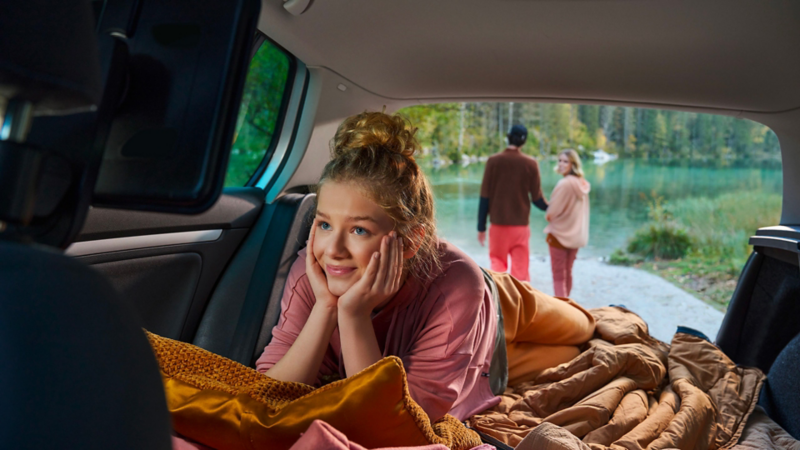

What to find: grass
left=639, top=257, right=743, bottom=311
left=610, top=191, right=782, bottom=311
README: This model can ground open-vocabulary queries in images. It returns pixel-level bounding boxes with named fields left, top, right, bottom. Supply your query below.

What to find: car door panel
left=70, top=188, right=264, bottom=341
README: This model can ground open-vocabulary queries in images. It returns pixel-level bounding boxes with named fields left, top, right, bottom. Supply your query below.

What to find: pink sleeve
left=402, top=262, right=491, bottom=422
left=254, top=250, right=338, bottom=382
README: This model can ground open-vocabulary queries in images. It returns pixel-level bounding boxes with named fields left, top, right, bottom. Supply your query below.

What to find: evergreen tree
left=397, top=102, right=779, bottom=165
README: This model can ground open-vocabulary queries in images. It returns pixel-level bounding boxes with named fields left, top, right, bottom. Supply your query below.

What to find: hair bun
left=332, top=111, right=419, bottom=160
left=319, top=110, right=440, bottom=280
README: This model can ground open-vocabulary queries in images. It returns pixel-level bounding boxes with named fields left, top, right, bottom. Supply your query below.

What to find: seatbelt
left=481, top=268, right=508, bottom=396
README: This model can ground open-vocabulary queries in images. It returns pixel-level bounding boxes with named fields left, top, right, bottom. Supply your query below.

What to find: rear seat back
left=717, top=243, right=800, bottom=439
left=253, top=194, right=315, bottom=364
left=761, top=331, right=800, bottom=439
left=193, top=193, right=315, bottom=366
left=717, top=249, right=800, bottom=373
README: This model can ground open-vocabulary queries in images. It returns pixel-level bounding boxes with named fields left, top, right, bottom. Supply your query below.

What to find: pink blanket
left=172, top=421, right=496, bottom=450
left=289, top=420, right=490, bottom=450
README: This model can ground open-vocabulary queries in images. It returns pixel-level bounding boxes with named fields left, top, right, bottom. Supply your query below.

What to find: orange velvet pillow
left=146, top=332, right=481, bottom=450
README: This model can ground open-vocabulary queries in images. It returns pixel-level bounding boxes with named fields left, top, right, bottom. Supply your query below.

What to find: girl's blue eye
left=319, top=222, right=331, bottom=231
left=354, top=227, right=368, bottom=236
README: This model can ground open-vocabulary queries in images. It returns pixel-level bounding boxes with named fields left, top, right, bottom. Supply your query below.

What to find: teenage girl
left=545, top=149, right=591, bottom=298
left=256, top=112, right=595, bottom=422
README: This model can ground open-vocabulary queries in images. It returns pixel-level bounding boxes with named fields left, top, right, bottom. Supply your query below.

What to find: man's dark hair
left=508, top=124, right=527, bottom=147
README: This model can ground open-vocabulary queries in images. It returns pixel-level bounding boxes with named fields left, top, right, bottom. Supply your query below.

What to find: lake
left=426, top=158, right=782, bottom=258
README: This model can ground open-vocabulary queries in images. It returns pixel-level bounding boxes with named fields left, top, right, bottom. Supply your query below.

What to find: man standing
left=478, top=124, right=548, bottom=282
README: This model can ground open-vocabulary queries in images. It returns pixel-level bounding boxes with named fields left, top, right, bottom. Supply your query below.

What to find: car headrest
left=0, top=0, right=101, bottom=114
left=0, top=240, right=172, bottom=448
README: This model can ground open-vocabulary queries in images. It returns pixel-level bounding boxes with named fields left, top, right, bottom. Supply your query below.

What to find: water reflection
left=426, top=158, right=782, bottom=258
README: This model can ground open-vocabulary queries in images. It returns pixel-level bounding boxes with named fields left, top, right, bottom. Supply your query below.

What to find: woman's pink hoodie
left=544, top=175, right=591, bottom=249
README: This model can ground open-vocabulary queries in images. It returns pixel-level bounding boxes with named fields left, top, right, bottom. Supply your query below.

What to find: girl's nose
left=324, top=232, right=348, bottom=259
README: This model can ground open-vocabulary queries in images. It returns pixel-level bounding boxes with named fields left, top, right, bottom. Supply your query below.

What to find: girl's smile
left=325, top=264, right=356, bottom=277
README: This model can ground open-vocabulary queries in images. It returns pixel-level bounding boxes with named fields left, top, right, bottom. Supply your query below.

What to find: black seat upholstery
left=760, top=331, right=800, bottom=439
left=194, top=192, right=315, bottom=366
left=717, top=251, right=800, bottom=374
left=0, top=240, right=172, bottom=449
left=717, top=247, right=800, bottom=438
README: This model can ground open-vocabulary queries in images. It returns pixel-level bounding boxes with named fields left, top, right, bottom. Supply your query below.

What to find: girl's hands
left=338, top=231, right=404, bottom=318
left=306, top=222, right=338, bottom=310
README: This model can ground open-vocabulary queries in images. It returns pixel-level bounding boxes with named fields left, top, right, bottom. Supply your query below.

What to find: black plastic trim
left=749, top=236, right=800, bottom=254
left=749, top=226, right=800, bottom=254
left=77, top=187, right=264, bottom=241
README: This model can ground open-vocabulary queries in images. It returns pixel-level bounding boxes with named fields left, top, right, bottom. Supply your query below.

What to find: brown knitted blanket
left=468, top=307, right=765, bottom=450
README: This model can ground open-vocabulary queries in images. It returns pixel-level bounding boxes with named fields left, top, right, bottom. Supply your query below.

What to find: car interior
left=2, top=0, right=799, bottom=448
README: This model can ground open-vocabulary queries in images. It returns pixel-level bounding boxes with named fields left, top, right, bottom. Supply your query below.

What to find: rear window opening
left=398, top=102, right=782, bottom=342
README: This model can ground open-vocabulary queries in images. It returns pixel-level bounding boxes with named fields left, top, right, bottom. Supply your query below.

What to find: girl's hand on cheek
left=306, top=222, right=338, bottom=311
left=338, top=231, right=404, bottom=318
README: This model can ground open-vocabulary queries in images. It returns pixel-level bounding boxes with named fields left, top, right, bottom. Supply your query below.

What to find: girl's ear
left=402, top=226, right=425, bottom=260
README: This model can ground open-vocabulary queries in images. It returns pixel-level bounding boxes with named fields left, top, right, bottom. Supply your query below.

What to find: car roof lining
left=258, top=0, right=800, bottom=114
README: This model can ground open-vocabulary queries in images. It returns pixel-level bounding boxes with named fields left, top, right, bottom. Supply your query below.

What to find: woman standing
left=545, top=149, right=591, bottom=297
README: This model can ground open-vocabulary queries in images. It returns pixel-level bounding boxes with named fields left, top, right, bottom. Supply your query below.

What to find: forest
left=399, top=103, right=781, bottom=165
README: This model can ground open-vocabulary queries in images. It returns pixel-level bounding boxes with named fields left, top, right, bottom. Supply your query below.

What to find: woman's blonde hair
left=316, top=111, right=441, bottom=280
left=558, top=149, right=585, bottom=178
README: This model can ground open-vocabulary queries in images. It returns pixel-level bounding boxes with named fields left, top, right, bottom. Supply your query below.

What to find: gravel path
left=467, top=253, right=726, bottom=344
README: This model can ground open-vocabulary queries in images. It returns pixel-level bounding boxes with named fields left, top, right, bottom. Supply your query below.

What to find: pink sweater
left=255, top=242, right=500, bottom=422
left=544, top=175, right=591, bottom=249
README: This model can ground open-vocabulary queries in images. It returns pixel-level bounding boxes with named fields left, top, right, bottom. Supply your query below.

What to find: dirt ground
left=468, top=252, right=726, bottom=344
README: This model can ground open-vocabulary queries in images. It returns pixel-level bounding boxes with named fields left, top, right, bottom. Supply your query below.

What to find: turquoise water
left=426, top=158, right=783, bottom=258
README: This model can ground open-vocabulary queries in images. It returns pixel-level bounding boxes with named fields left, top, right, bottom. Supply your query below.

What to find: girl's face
left=557, top=154, right=572, bottom=176
left=313, top=181, right=397, bottom=296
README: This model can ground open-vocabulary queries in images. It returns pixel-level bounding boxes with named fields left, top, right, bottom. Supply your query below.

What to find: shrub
left=627, top=222, right=692, bottom=260
left=625, top=194, right=692, bottom=260
left=608, top=248, right=642, bottom=266
left=622, top=191, right=780, bottom=262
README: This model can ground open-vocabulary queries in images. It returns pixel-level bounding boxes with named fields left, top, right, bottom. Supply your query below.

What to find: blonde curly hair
left=316, top=111, right=441, bottom=280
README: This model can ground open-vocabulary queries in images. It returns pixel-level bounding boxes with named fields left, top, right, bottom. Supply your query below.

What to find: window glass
left=225, top=39, right=291, bottom=186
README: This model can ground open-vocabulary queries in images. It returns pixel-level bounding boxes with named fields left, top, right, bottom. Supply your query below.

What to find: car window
left=400, top=102, right=781, bottom=342
left=224, top=38, right=291, bottom=187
